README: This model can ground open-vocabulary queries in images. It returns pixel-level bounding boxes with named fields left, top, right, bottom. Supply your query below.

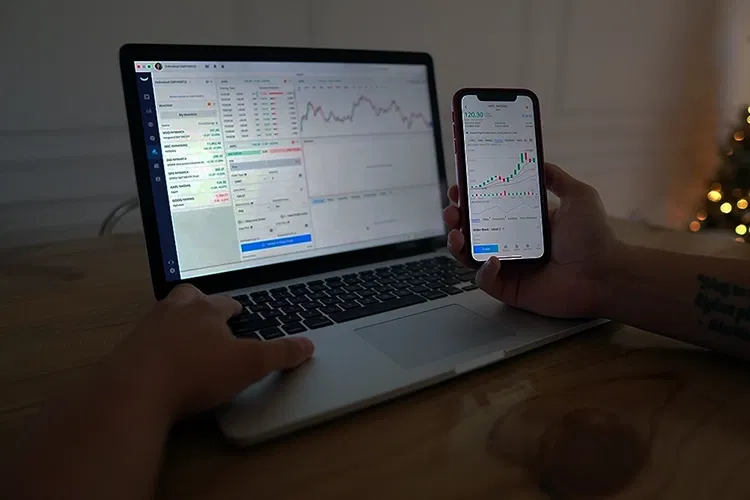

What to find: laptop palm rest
left=355, top=305, right=515, bottom=370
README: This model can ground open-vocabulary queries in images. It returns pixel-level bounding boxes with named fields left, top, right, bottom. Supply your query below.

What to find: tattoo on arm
left=695, top=274, right=750, bottom=340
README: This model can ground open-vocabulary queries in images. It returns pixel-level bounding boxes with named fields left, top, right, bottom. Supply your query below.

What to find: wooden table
left=3, top=219, right=750, bottom=499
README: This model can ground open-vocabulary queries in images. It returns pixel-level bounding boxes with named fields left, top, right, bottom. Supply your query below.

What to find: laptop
left=119, top=44, right=606, bottom=445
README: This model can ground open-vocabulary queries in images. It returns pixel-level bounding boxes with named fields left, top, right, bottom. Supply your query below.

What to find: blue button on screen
left=473, top=244, right=499, bottom=254
left=241, top=234, right=312, bottom=252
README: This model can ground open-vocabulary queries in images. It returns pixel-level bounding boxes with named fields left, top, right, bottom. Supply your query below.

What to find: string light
left=721, top=202, right=732, bottom=213
left=739, top=199, right=749, bottom=210
left=737, top=224, right=748, bottom=236
left=735, top=131, right=745, bottom=142
left=707, top=190, right=722, bottom=202
left=696, top=210, right=707, bottom=221
left=689, top=221, right=701, bottom=232
left=737, top=237, right=746, bottom=242
left=747, top=106, right=750, bottom=114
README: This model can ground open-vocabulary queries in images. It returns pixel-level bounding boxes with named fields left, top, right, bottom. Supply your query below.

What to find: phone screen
left=461, top=94, right=544, bottom=261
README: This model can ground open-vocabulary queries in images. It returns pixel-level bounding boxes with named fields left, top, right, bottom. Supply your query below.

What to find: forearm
left=598, top=242, right=750, bottom=359
left=4, top=362, right=173, bottom=500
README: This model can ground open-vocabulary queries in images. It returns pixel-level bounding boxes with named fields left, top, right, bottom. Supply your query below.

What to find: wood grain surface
left=2, top=220, right=750, bottom=499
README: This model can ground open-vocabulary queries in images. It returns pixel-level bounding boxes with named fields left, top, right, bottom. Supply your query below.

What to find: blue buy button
left=473, top=244, right=499, bottom=254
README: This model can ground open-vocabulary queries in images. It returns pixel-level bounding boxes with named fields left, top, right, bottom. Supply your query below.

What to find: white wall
left=0, top=0, right=722, bottom=247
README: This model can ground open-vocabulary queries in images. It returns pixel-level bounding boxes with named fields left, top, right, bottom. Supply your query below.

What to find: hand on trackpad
left=355, top=305, right=515, bottom=370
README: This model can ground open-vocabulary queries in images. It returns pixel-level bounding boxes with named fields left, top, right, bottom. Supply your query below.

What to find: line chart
left=299, top=95, right=432, bottom=132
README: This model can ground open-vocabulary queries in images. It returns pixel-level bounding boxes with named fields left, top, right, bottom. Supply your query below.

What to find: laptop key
left=279, top=313, right=301, bottom=324
left=250, top=290, right=270, bottom=298
left=269, top=299, right=289, bottom=308
left=321, top=305, right=342, bottom=314
left=374, top=285, right=392, bottom=294
left=300, top=301, right=320, bottom=310
left=282, top=305, right=303, bottom=314
left=376, top=293, right=397, bottom=302
left=300, top=309, right=322, bottom=319
left=392, top=282, right=411, bottom=290
left=327, top=281, right=345, bottom=289
left=421, top=290, right=448, bottom=300
left=262, top=309, right=284, bottom=319
left=340, top=301, right=362, bottom=310
left=462, top=284, right=479, bottom=291
left=258, top=327, right=285, bottom=340
left=328, top=294, right=426, bottom=323
left=234, top=331, right=261, bottom=340
left=308, top=284, right=327, bottom=292
left=318, top=297, right=340, bottom=306
left=304, top=317, right=334, bottom=329
left=232, top=317, right=279, bottom=334
left=307, top=292, right=328, bottom=300
left=410, top=285, right=429, bottom=294
left=269, top=287, right=287, bottom=294
left=337, top=293, right=359, bottom=302
left=441, top=278, right=461, bottom=286
left=288, top=296, right=306, bottom=304
left=344, top=284, right=364, bottom=292
left=358, top=289, right=376, bottom=298
left=359, top=297, right=379, bottom=305
left=282, top=322, right=307, bottom=335
left=232, top=294, right=252, bottom=306
left=440, top=286, right=463, bottom=295
left=249, top=303, right=271, bottom=312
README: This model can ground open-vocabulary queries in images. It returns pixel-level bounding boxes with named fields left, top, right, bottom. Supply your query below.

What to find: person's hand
left=443, top=163, right=619, bottom=318
left=107, top=284, right=314, bottom=418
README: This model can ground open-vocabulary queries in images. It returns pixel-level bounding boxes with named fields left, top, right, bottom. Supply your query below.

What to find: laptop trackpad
left=355, top=305, right=514, bottom=370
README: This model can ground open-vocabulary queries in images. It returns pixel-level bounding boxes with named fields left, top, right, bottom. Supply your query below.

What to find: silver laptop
left=119, top=44, right=606, bottom=445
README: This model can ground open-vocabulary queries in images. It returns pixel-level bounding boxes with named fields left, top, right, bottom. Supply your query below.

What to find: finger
left=447, top=184, right=459, bottom=204
left=544, top=163, right=590, bottom=198
left=474, top=256, right=503, bottom=296
left=247, top=337, right=315, bottom=380
left=205, top=294, right=243, bottom=319
left=447, top=229, right=476, bottom=269
left=165, top=283, right=203, bottom=304
left=443, top=204, right=460, bottom=229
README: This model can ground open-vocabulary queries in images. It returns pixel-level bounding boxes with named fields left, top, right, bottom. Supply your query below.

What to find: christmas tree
left=691, top=106, right=750, bottom=242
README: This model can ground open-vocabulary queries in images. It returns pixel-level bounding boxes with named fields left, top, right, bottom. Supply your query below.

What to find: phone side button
left=454, top=349, right=507, bottom=375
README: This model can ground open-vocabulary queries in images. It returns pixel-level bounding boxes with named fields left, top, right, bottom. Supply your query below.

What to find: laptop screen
left=132, top=60, right=445, bottom=281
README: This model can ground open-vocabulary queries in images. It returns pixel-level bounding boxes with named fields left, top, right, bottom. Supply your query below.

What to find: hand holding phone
left=452, top=88, right=550, bottom=266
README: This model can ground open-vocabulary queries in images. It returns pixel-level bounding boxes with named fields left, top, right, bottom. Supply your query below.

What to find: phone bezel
left=451, top=87, right=551, bottom=267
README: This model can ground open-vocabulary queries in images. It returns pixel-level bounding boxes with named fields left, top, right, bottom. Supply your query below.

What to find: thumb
left=544, top=162, right=590, bottom=199
left=242, top=337, right=315, bottom=382
left=474, top=257, right=504, bottom=297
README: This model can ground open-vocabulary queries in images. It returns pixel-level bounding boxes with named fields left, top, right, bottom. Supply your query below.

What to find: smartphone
left=452, top=88, right=550, bottom=266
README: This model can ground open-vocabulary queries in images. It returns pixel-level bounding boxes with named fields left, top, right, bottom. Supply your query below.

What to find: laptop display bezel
left=119, top=44, right=448, bottom=299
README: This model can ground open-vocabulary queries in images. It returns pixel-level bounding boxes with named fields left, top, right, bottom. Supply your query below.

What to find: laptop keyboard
left=228, top=256, right=478, bottom=340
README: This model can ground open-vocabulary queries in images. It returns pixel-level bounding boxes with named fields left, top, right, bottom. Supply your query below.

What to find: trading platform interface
left=133, top=61, right=444, bottom=280
left=461, top=94, right=544, bottom=261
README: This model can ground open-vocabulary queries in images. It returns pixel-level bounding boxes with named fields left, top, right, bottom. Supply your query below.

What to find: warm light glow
left=696, top=210, right=707, bottom=221
left=737, top=237, right=745, bottom=242
left=711, top=182, right=722, bottom=191
left=737, top=224, right=748, bottom=236
left=707, top=190, right=722, bottom=202
left=747, top=106, right=750, bottom=114
left=739, top=199, right=749, bottom=210
left=721, top=202, right=733, bottom=213
left=735, top=131, right=745, bottom=141
left=689, top=221, right=701, bottom=232
left=734, top=188, right=745, bottom=198
left=747, top=116, right=750, bottom=124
